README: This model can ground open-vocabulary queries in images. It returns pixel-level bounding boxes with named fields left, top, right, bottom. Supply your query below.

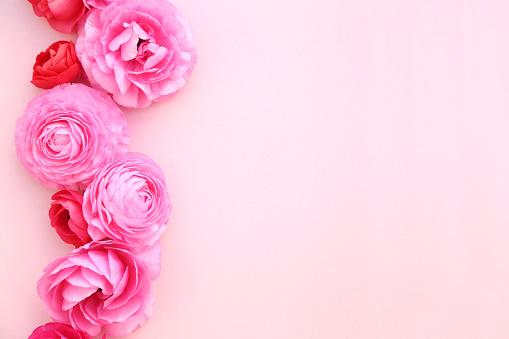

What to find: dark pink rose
left=29, top=322, right=91, bottom=339
left=31, top=41, right=81, bottom=90
left=83, top=153, right=171, bottom=249
left=76, top=0, right=197, bottom=108
left=28, top=0, right=86, bottom=33
left=15, top=83, right=130, bottom=190
left=37, top=240, right=161, bottom=337
left=49, top=190, right=91, bottom=248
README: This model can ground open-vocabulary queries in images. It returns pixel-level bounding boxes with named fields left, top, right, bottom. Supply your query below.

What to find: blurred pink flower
left=15, top=83, right=130, bottom=190
left=28, top=0, right=86, bottom=33
left=76, top=0, right=197, bottom=108
left=29, top=322, right=91, bottom=339
left=83, top=153, right=171, bottom=249
left=50, top=190, right=91, bottom=248
left=37, top=240, right=161, bottom=337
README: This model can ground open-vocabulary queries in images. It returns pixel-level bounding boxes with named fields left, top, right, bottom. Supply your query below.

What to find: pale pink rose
left=29, top=322, right=91, bottom=339
left=37, top=240, right=161, bottom=337
left=76, top=0, right=197, bottom=108
left=15, top=83, right=130, bottom=190
left=28, top=0, right=87, bottom=33
left=83, top=152, right=171, bottom=249
left=49, top=190, right=91, bottom=248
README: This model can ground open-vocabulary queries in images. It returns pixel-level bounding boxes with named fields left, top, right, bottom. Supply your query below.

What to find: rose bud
left=49, top=190, right=91, bottom=248
left=31, top=41, right=81, bottom=90
left=28, top=0, right=86, bottom=33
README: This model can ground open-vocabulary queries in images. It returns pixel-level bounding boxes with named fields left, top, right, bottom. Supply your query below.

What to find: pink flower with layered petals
left=37, top=240, right=162, bottom=337
left=28, top=322, right=91, bottom=339
left=49, top=190, right=91, bottom=248
left=76, top=0, right=197, bottom=108
left=15, top=83, right=130, bottom=190
left=83, top=152, right=171, bottom=249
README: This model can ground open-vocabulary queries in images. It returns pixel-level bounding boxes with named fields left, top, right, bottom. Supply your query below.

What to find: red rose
left=28, top=0, right=86, bottom=33
left=31, top=41, right=81, bottom=90
left=49, top=190, right=91, bottom=248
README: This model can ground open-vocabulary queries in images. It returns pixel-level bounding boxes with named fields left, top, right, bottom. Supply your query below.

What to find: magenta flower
left=15, top=84, right=130, bottom=190
left=37, top=240, right=161, bottom=337
left=76, top=0, right=197, bottom=108
left=83, top=152, right=171, bottom=249
left=28, top=322, right=91, bottom=339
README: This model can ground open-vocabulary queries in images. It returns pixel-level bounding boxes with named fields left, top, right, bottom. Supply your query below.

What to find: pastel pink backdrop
left=1, top=0, right=509, bottom=338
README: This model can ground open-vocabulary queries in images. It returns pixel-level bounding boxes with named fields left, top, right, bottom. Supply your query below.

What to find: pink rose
left=49, top=190, right=91, bottom=248
left=76, top=0, right=197, bottom=108
left=37, top=240, right=161, bottom=337
left=28, top=0, right=86, bottom=33
left=15, top=83, right=130, bottom=190
left=29, top=322, right=91, bottom=339
left=31, top=41, right=81, bottom=90
left=83, top=152, right=171, bottom=249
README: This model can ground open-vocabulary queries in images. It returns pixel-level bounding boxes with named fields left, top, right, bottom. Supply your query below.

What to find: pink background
left=2, top=0, right=509, bottom=338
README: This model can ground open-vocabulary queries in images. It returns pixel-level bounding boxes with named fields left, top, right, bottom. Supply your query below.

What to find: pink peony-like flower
left=29, top=322, right=91, bottom=339
left=37, top=240, right=162, bottom=337
left=50, top=190, right=91, bottom=248
left=28, top=0, right=87, bottom=33
left=83, top=152, right=171, bottom=249
left=76, top=0, right=197, bottom=108
left=31, top=41, right=81, bottom=90
left=15, top=83, right=130, bottom=190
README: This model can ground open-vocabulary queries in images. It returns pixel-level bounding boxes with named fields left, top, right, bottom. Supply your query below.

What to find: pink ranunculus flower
left=15, top=83, right=130, bottom=190
left=76, top=0, right=197, bottom=108
left=83, top=152, right=171, bottom=249
left=29, top=322, right=92, bottom=339
left=37, top=240, right=161, bottom=337
left=49, top=190, right=91, bottom=248
left=28, top=0, right=87, bottom=33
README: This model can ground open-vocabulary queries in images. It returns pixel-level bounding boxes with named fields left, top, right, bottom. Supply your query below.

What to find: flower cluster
left=29, top=0, right=196, bottom=109
left=22, top=0, right=196, bottom=337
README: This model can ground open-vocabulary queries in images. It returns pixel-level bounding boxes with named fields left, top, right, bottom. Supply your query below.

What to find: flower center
left=137, top=38, right=147, bottom=49
left=39, top=119, right=84, bottom=159
left=109, top=22, right=156, bottom=62
left=49, top=133, right=71, bottom=152
left=108, top=21, right=169, bottom=71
